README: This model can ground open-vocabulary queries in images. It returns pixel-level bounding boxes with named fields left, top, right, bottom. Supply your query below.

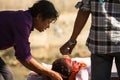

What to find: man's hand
left=50, top=71, right=63, bottom=80
left=60, top=40, right=77, bottom=55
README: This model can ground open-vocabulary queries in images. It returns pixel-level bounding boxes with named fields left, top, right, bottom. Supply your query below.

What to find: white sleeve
left=41, top=63, right=52, bottom=69
left=81, top=69, right=89, bottom=80
left=76, top=68, right=89, bottom=80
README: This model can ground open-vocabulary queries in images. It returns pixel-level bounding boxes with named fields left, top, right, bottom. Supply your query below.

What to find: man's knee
left=2, top=66, right=14, bottom=80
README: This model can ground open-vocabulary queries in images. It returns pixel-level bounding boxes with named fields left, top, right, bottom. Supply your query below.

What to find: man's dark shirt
left=0, top=10, right=33, bottom=61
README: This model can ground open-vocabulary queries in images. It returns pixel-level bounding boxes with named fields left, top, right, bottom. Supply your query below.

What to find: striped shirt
left=76, top=0, right=120, bottom=54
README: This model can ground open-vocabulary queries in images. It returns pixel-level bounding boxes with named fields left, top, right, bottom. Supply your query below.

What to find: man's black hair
left=29, top=0, right=59, bottom=21
left=52, top=58, right=73, bottom=80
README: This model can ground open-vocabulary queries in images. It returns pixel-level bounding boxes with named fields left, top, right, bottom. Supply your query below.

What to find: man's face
left=64, top=58, right=86, bottom=80
left=34, top=14, right=54, bottom=32
left=64, top=58, right=81, bottom=72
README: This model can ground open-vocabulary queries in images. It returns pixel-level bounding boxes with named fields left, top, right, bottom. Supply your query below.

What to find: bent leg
left=0, top=57, right=14, bottom=80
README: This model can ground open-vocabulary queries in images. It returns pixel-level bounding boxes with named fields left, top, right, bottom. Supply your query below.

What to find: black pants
left=0, top=57, right=14, bottom=80
left=91, top=53, right=120, bottom=80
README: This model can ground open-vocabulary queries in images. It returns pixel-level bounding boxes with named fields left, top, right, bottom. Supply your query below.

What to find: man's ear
left=36, top=14, right=42, bottom=20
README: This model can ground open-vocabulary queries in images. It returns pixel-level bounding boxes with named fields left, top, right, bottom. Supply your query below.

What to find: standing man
left=0, top=0, right=62, bottom=80
left=60, top=0, right=120, bottom=80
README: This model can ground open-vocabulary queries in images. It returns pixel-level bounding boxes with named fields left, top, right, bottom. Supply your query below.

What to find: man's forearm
left=70, top=9, right=90, bottom=41
left=19, top=58, right=53, bottom=76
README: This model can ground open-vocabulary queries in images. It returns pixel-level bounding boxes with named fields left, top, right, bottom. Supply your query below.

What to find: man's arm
left=60, top=9, right=90, bottom=55
left=70, top=9, right=90, bottom=41
left=19, top=58, right=63, bottom=80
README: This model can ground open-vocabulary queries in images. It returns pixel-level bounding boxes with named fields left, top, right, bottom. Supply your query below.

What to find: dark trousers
left=0, top=57, right=14, bottom=80
left=91, top=53, right=120, bottom=80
